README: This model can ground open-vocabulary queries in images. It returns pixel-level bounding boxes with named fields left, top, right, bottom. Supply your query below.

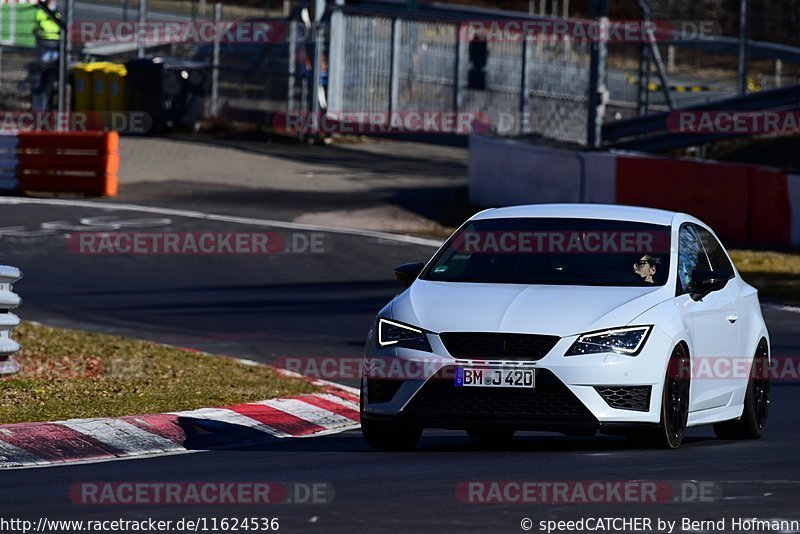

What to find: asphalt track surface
left=1, top=199, right=800, bottom=533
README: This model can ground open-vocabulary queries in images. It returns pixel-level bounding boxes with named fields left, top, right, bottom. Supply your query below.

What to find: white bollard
left=0, top=265, right=22, bottom=376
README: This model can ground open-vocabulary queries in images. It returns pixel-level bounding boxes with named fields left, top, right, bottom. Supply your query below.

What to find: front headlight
left=565, top=326, right=652, bottom=356
left=377, top=318, right=432, bottom=352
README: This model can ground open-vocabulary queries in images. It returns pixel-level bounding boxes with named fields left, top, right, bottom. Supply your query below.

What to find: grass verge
left=730, top=249, right=800, bottom=306
left=0, top=323, right=317, bottom=424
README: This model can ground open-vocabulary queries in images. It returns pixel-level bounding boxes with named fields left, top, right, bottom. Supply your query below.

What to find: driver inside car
left=633, top=254, right=661, bottom=284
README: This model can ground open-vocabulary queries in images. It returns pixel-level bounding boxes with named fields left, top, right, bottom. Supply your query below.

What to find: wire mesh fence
left=3, top=0, right=799, bottom=145
left=340, top=15, right=391, bottom=114
left=330, top=12, right=594, bottom=144
left=396, top=20, right=455, bottom=114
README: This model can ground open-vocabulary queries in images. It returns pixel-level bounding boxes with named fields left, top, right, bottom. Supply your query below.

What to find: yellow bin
left=70, top=63, right=93, bottom=112
left=89, top=62, right=113, bottom=111
left=103, top=64, right=128, bottom=113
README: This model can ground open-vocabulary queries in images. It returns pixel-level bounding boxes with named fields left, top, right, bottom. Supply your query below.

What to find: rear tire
left=627, top=344, right=690, bottom=449
left=714, top=340, right=770, bottom=440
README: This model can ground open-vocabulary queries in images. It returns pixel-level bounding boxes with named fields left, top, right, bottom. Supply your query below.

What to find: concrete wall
left=469, top=135, right=800, bottom=247
left=468, top=136, right=616, bottom=206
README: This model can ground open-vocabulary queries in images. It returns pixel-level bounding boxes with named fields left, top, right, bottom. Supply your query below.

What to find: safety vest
left=35, top=8, right=61, bottom=42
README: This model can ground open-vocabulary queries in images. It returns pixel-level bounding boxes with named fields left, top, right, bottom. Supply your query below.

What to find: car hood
left=390, top=280, right=671, bottom=337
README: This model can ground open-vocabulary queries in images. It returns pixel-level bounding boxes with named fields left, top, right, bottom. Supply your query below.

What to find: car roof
left=471, top=204, right=680, bottom=226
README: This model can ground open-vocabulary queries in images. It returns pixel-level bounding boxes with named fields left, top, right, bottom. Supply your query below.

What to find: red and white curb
left=0, top=364, right=361, bottom=470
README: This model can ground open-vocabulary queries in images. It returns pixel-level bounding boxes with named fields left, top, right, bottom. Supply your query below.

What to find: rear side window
left=677, top=225, right=711, bottom=294
left=695, top=227, right=735, bottom=279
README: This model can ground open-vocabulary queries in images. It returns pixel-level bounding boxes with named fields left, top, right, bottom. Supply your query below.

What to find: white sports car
left=360, top=204, right=770, bottom=449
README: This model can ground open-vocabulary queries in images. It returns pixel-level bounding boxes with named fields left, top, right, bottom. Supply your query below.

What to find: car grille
left=595, top=386, right=652, bottom=412
left=403, top=367, right=594, bottom=420
left=367, top=379, right=404, bottom=404
left=439, top=332, right=560, bottom=361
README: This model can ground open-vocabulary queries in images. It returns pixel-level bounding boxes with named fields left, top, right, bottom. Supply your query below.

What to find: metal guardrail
left=0, top=265, right=22, bottom=376
left=602, top=84, right=800, bottom=151
left=671, top=35, right=800, bottom=66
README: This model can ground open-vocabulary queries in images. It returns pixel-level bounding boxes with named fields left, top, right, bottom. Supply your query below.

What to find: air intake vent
left=595, top=386, right=652, bottom=412
left=439, top=332, right=559, bottom=361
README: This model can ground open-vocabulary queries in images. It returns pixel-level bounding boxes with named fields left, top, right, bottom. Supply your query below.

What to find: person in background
left=34, top=0, right=61, bottom=64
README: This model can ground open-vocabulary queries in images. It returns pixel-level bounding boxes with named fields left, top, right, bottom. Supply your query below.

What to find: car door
left=677, top=224, right=739, bottom=412
left=694, top=225, right=748, bottom=405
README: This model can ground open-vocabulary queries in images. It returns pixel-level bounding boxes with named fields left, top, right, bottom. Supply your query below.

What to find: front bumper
left=361, top=327, right=674, bottom=429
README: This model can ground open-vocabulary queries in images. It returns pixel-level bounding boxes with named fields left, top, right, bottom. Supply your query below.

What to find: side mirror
left=394, top=262, right=425, bottom=288
left=690, top=270, right=728, bottom=301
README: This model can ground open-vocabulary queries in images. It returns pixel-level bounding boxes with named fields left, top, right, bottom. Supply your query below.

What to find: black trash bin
left=125, top=57, right=207, bottom=134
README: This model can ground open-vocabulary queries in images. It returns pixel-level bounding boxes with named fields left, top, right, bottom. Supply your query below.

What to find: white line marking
left=259, top=398, right=357, bottom=429
left=314, top=392, right=360, bottom=412
left=0, top=197, right=442, bottom=247
left=763, top=303, right=800, bottom=315
left=273, top=367, right=360, bottom=395
left=235, top=358, right=261, bottom=366
left=0, top=438, right=48, bottom=466
left=60, top=418, right=183, bottom=456
left=169, top=407, right=292, bottom=438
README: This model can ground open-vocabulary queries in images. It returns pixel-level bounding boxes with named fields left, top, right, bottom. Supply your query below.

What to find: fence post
left=637, top=42, right=651, bottom=116
left=287, top=21, right=297, bottom=112
left=310, top=21, right=324, bottom=135
left=586, top=0, right=608, bottom=147
left=210, top=2, right=221, bottom=117
left=737, top=0, right=748, bottom=95
left=389, top=18, right=401, bottom=114
left=62, top=0, right=74, bottom=122
left=519, top=30, right=531, bottom=135
left=667, top=44, right=675, bottom=74
left=137, top=0, right=147, bottom=58
left=327, top=3, right=345, bottom=116
left=453, top=23, right=463, bottom=115
left=0, top=265, right=21, bottom=376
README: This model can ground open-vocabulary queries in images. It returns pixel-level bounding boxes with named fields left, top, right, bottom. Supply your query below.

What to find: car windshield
left=421, top=217, right=672, bottom=286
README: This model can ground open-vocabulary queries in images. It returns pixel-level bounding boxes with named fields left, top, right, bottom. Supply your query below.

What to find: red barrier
left=16, top=131, right=118, bottom=196
left=748, top=168, right=791, bottom=246
left=616, top=156, right=751, bottom=243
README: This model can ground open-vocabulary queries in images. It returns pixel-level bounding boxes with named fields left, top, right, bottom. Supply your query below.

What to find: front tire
left=714, top=340, right=770, bottom=439
left=360, top=381, right=422, bottom=451
left=628, top=344, right=690, bottom=449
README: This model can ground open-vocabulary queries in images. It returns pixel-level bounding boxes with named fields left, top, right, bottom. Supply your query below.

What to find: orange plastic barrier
left=16, top=131, right=118, bottom=196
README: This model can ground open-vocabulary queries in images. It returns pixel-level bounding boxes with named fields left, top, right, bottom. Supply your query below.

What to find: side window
left=695, top=227, right=735, bottom=279
left=677, top=224, right=711, bottom=294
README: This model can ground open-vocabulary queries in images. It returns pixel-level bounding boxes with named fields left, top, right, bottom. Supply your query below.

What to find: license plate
left=455, top=367, right=535, bottom=388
